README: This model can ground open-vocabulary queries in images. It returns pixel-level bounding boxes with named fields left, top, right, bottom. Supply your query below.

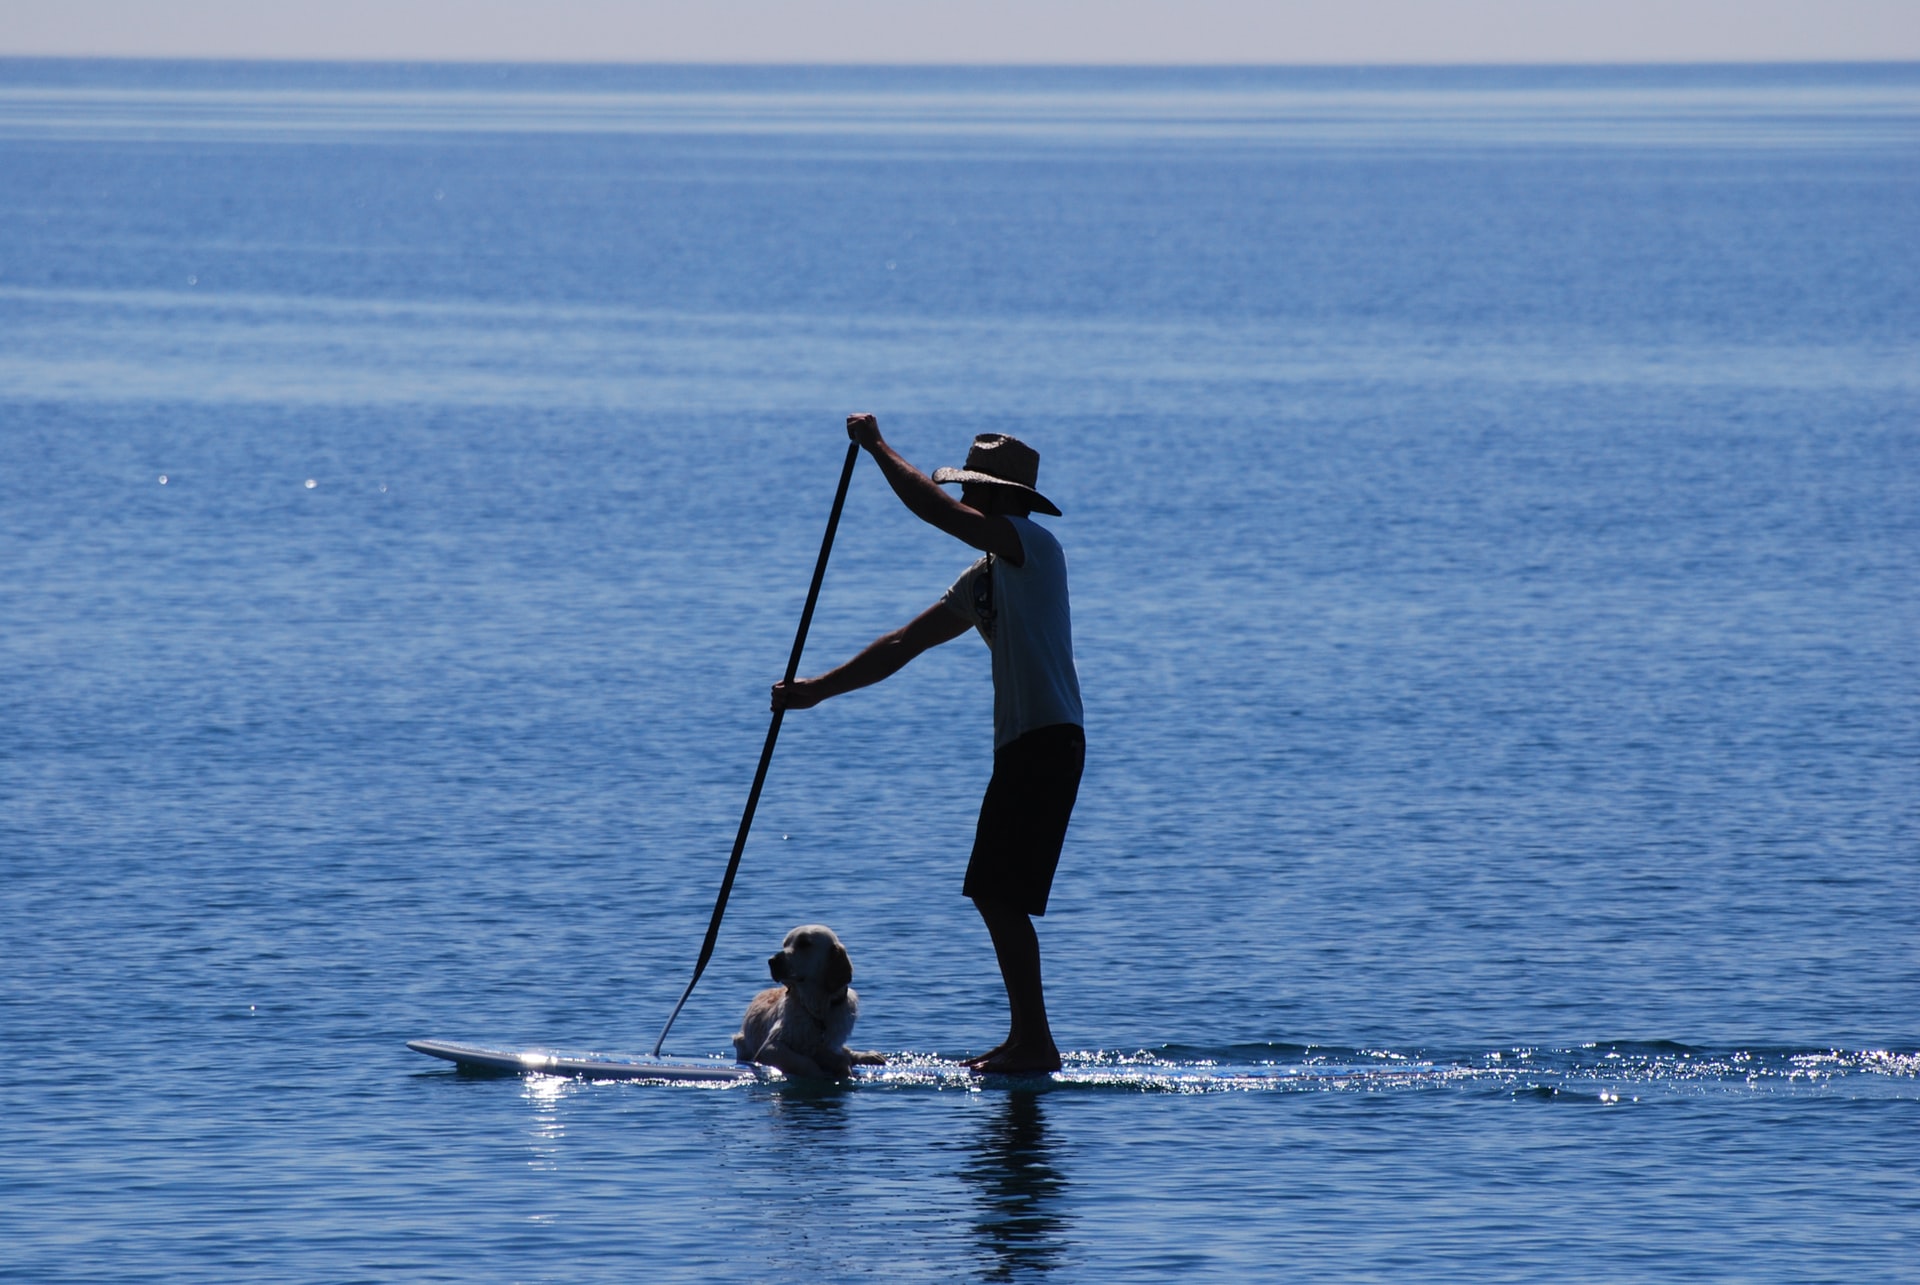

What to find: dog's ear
left=826, top=940, right=853, bottom=992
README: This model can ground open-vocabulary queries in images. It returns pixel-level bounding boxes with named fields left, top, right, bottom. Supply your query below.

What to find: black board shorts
left=963, top=722, right=1085, bottom=917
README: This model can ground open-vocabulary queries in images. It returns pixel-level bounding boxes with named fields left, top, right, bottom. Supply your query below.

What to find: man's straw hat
left=931, top=434, right=1062, bottom=516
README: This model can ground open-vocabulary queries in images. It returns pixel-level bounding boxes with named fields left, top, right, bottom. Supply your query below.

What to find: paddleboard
left=409, top=1038, right=1434, bottom=1090
left=408, top=1038, right=762, bottom=1082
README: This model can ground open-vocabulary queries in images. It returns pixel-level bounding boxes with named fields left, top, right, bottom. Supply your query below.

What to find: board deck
left=408, top=1038, right=763, bottom=1082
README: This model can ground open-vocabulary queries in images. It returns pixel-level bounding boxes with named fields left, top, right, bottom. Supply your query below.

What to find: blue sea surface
left=2, top=59, right=1917, bottom=1281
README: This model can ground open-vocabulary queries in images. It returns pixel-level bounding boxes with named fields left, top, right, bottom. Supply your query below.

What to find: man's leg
left=966, top=896, right=1062, bottom=1073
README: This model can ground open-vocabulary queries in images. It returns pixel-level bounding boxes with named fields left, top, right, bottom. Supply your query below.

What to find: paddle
left=651, top=439, right=862, bottom=1057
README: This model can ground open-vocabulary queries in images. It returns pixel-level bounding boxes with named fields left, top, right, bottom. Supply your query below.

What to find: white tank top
left=942, top=516, right=1084, bottom=748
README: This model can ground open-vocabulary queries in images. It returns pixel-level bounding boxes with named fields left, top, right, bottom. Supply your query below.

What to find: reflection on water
left=521, top=1074, right=572, bottom=1175
left=763, top=1083, right=853, bottom=1136
left=959, top=1091, right=1071, bottom=1280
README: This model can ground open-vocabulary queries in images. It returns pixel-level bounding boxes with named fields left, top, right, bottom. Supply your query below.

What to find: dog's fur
left=733, top=924, right=884, bottom=1079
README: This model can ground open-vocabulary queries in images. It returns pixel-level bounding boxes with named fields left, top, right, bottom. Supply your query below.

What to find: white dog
left=733, top=924, right=885, bottom=1079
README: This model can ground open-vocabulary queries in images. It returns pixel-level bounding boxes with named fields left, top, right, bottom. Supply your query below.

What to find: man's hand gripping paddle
left=651, top=441, right=861, bottom=1057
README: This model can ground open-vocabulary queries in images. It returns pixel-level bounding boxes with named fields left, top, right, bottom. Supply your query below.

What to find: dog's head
left=767, top=923, right=853, bottom=1009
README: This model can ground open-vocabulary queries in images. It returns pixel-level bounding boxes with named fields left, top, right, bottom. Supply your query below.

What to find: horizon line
left=6, top=53, right=1920, bottom=69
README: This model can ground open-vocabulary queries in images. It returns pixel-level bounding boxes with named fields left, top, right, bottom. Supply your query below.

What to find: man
left=771, top=414, right=1084, bottom=1074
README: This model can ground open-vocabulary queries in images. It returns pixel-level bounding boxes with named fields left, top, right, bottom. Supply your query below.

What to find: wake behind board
left=408, top=1038, right=762, bottom=1082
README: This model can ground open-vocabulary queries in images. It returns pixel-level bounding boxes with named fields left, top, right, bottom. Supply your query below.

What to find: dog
left=733, top=924, right=885, bottom=1079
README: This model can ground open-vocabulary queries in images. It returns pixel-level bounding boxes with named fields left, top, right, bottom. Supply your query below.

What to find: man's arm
left=847, top=414, right=1024, bottom=564
left=771, top=600, right=972, bottom=711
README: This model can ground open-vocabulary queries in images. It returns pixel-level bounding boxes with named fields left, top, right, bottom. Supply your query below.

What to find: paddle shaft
left=652, top=440, right=862, bottom=1057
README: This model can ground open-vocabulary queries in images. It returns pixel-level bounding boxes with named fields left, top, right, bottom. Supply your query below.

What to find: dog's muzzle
left=767, top=953, right=787, bottom=982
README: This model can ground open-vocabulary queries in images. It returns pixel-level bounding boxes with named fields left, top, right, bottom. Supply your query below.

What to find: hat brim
left=932, top=467, right=1062, bottom=516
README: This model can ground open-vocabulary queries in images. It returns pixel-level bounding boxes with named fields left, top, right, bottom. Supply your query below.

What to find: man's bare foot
left=850, top=1050, right=886, bottom=1066
left=968, top=1042, right=1062, bottom=1075
left=962, top=1041, right=1009, bottom=1069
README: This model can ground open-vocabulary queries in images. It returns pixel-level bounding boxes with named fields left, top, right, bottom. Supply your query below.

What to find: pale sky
left=3, top=0, right=1917, bottom=64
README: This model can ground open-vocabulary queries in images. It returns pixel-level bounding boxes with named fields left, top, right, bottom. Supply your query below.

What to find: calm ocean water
left=2, top=59, right=1917, bottom=1281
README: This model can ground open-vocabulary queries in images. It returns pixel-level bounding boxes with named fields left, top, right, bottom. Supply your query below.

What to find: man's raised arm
left=847, top=414, right=1024, bottom=562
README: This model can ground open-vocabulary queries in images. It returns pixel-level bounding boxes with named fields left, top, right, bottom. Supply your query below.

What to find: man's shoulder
left=1005, top=515, right=1063, bottom=562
